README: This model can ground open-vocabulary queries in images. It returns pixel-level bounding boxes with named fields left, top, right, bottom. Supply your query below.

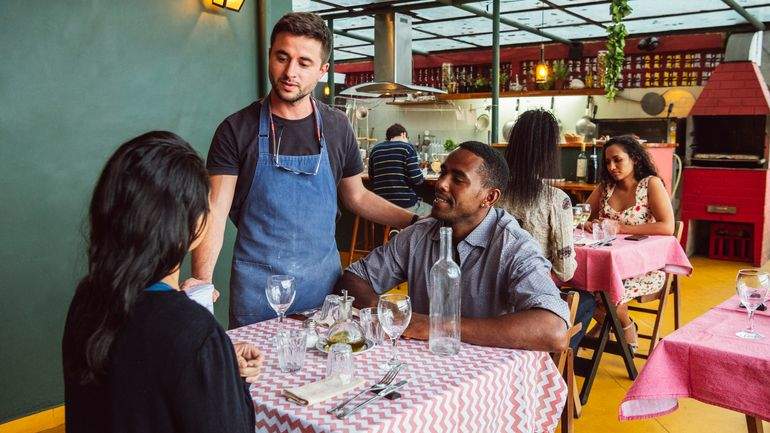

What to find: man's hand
left=233, top=342, right=263, bottom=384
left=181, top=277, right=220, bottom=303
left=401, top=313, right=429, bottom=341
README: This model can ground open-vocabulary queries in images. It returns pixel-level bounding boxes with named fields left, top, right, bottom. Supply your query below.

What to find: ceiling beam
left=433, top=0, right=573, bottom=44
left=721, top=0, right=765, bottom=30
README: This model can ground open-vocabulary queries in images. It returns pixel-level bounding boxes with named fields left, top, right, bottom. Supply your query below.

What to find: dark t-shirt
left=206, top=99, right=363, bottom=224
left=62, top=290, right=255, bottom=433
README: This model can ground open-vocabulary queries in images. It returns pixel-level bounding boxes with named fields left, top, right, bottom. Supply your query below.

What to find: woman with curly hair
left=584, top=135, right=675, bottom=352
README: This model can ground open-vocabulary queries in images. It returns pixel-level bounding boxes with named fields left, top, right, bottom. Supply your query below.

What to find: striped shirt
left=369, top=140, right=424, bottom=207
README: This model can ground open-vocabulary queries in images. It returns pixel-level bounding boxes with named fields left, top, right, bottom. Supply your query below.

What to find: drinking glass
left=378, top=294, right=412, bottom=369
left=326, top=343, right=355, bottom=384
left=736, top=269, right=769, bottom=340
left=591, top=222, right=605, bottom=243
left=602, top=219, right=619, bottom=242
left=276, top=328, right=307, bottom=373
left=359, top=307, right=385, bottom=345
left=266, top=275, right=296, bottom=323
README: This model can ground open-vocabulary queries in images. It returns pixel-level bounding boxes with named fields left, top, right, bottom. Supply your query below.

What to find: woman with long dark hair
left=62, top=131, right=261, bottom=433
left=503, top=109, right=576, bottom=281
left=503, top=109, right=596, bottom=350
left=584, top=135, right=675, bottom=351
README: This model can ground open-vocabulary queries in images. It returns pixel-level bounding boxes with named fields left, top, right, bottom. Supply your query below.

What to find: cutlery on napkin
left=282, top=376, right=365, bottom=406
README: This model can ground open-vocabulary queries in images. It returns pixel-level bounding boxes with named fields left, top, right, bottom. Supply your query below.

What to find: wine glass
left=266, top=275, right=296, bottom=324
left=735, top=269, right=769, bottom=340
left=377, top=293, right=412, bottom=369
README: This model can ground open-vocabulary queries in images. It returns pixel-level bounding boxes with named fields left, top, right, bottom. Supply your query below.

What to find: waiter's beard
left=270, top=77, right=314, bottom=105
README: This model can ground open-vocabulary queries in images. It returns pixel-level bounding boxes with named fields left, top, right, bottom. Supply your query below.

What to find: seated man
left=341, top=141, right=569, bottom=352
left=369, top=123, right=431, bottom=216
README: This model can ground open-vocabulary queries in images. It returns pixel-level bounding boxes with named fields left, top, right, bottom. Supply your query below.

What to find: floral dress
left=599, top=176, right=666, bottom=303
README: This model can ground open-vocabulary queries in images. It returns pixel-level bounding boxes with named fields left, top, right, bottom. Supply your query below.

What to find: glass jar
left=326, top=291, right=367, bottom=352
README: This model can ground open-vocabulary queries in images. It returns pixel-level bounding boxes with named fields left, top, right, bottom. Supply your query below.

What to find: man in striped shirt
left=369, top=124, right=432, bottom=216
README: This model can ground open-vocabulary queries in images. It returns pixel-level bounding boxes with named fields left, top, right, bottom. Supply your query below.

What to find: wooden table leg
left=579, top=317, right=611, bottom=405
left=746, top=414, right=764, bottom=433
left=600, top=291, right=639, bottom=380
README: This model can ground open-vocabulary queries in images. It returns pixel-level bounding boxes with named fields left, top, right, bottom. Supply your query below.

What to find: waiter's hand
left=233, top=342, right=264, bottom=384
left=181, top=277, right=220, bottom=303
left=401, top=313, right=428, bottom=341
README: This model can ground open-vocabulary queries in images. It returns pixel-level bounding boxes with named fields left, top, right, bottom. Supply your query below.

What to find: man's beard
left=270, top=77, right=312, bottom=104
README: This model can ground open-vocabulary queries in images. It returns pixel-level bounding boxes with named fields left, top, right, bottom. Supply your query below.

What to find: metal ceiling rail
left=333, top=28, right=430, bottom=55
left=433, top=0, right=573, bottom=44
left=721, top=0, right=766, bottom=30
left=539, top=0, right=607, bottom=30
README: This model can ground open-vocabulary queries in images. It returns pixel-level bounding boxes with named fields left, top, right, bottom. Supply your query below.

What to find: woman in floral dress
left=584, top=135, right=675, bottom=351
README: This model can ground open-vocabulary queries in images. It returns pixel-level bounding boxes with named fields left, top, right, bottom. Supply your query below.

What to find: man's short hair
left=271, top=13, right=332, bottom=63
left=386, top=124, right=408, bottom=141
left=458, top=141, right=510, bottom=195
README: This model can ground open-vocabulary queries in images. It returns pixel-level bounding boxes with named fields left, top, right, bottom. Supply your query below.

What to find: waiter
left=184, top=12, right=416, bottom=328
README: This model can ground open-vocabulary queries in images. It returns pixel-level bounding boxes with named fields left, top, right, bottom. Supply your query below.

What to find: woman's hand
left=233, top=342, right=264, bottom=384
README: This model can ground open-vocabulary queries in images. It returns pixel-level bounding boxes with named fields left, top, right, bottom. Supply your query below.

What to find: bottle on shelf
left=429, top=226, right=461, bottom=356
left=587, top=141, right=599, bottom=184
left=576, top=141, right=588, bottom=183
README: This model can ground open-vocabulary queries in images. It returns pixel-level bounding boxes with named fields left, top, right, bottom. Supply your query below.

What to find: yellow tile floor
left=26, top=257, right=770, bottom=433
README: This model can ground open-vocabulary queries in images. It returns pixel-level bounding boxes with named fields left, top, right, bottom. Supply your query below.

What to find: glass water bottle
left=429, top=227, right=461, bottom=356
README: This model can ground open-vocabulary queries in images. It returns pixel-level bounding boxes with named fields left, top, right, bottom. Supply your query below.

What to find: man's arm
left=403, top=309, right=567, bottom=352
left=336, top=271, right=379, bottom=309
left=338, top=174, right=415, bottom=229
left=189, top=175, right=237, bottom=282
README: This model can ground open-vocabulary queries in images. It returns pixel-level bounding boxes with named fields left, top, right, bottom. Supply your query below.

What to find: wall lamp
left=212, top=0, right=245, bottom=11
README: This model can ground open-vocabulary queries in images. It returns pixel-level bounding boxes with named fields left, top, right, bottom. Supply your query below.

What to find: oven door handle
left=707, top=205, right=737, bottom=214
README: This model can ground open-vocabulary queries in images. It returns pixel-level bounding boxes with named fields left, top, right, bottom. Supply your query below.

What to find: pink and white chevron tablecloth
left=228, top=319, right=567, bottom=433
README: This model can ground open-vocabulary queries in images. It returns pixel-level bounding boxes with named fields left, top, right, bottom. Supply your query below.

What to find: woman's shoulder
left=132, top=292, right=222, bottom=349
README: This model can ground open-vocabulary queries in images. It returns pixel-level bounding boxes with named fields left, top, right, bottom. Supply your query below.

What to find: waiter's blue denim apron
left=229, top=97, right=340, bottom=328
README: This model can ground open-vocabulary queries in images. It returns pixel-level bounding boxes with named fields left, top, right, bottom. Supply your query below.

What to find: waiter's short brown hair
left=271, top=12, right=332, bottom=63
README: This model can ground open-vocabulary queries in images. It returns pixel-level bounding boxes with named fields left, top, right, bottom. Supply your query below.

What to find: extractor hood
left=340, top=12, right=446, bottom=98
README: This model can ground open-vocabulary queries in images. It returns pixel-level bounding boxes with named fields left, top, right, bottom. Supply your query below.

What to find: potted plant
left=553, top=60, right=569, bottom=90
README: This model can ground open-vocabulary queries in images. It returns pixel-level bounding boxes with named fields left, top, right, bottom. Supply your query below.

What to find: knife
left=336, top=380, right=408, bottom=419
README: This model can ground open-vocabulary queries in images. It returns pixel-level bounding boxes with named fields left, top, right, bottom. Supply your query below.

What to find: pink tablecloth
left=568, top=233, right=693, bottom=304
left=620, top=295, right=770, bottom=421
left=228, top=319, right=567, bottom=433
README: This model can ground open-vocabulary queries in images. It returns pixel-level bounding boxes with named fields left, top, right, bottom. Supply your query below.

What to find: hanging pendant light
left=534, top=7, right=548, bottom=84
left=535, top=43, right=548, bottom=84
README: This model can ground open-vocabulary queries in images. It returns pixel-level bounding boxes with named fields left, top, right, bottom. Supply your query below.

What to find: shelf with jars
left=341, top=48, right=724, bottom=96
left=437, top=88, right=604, bottom=101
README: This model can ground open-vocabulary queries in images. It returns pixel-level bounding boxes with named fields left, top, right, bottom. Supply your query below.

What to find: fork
left=336, top=380, right=408, bottom=419
left=327, top=363, right=403, bottom=415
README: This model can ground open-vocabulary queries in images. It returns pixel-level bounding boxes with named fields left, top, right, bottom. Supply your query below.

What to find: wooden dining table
left=566, top=231, right=693, bottom=405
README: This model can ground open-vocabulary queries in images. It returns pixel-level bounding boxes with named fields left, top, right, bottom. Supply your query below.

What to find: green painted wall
left=0, top=0, right=302, bottom=422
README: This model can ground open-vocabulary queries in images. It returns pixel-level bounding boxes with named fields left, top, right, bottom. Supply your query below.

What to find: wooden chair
left=553, top=291, right=584, bottom=433
left=627, top=221, right=684, bottom=359
left=346, top=215, right=392, bottom=266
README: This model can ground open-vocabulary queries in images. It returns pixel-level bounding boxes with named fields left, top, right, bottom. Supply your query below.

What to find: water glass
left=602, top=219, right=619, bottom=241
left=591, top=222, right=605, bottom=243
left=319, top=294, right=341, bottom=325
left=359, top=307, right=384, bottom=345
left=736, top=269, right=769, bottom=340
left=276, top=329, right=307, bottom=373
left=326, top=343, right=355, bottom=384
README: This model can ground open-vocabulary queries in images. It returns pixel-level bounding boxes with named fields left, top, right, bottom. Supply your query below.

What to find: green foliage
left=444, top=139, right=457, bottom=152
left=605, top=0, right=632, bottom=100
left=552, top=60, right=568, bottom=80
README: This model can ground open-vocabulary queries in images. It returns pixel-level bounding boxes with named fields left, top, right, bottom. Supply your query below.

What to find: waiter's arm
left=190, top=175, right=237, bottom=282
left=338, top=174, right=415, bottom=229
